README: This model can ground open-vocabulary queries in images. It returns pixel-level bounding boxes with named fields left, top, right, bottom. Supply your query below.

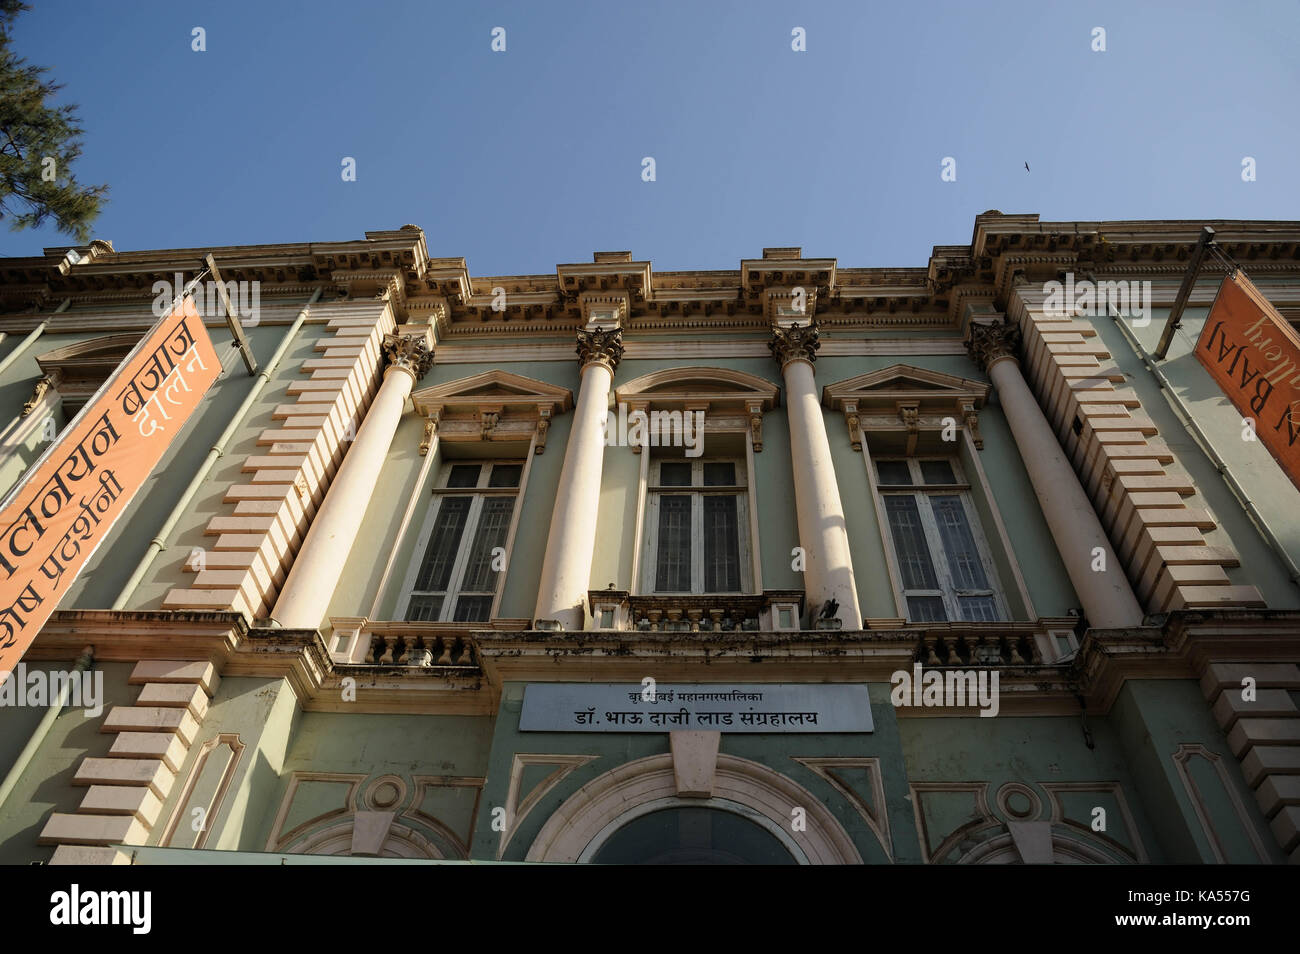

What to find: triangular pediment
left=822, top=364, right=988, bottom=410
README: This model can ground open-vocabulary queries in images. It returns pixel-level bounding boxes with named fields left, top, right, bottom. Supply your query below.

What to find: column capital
left=382, top=332, right=434, bottom=382
left=965, top=318, right=1022, bottom=373
left=769, top=321, right=820, bottom=369
left=576, top=325, right=624, bottom=373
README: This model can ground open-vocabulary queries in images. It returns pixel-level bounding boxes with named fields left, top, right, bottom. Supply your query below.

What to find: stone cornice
left=28, top=608, right=1299, bottom=719
left=1073, top=610, right=1300, bottom=712
left=5, top=217, right=1300, bottom=339
left=27, top=611, right=494, bottom=716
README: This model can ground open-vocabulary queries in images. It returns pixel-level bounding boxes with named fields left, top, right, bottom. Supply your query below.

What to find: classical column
left=271, top=329, right=434, bottom=629
left=967, top=319, right=1143, bottom=629
left=770, top=322, right=863, bottom=629
left=533, top=327, right=623, bottom=630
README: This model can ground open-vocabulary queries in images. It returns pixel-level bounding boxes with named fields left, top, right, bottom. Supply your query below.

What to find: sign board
left=1196, top=271, right=1300, bottom=491
left=0, top=296, right=221, bottom=678
left=520, top=683, right=874, bottom=733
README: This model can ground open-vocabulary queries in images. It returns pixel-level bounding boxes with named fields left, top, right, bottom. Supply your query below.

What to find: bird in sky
left=1025, top=162, right=1030, bottom=172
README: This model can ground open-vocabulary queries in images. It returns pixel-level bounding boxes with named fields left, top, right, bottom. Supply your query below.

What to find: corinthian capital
left=382, top=333, right=434, bottom=382
left=576, top=326, right=624, bottom=372
left=965, top=319, right=1021, bottom=373
left=769, top=321, right=820, bottom=369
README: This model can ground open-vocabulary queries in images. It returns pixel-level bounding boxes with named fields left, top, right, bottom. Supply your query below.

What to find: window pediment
left=615, top=367, right=779, bottom=451
left=30, top=333, right=140, bottom=413
left=411, top=371, right=574, bottom=454
left=822, top=364, right=991, bottom=452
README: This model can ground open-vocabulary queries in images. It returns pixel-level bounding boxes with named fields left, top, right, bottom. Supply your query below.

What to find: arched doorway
left=526, top=753, right=862, bottom=864
left=586, top=801, right=799, bottom=865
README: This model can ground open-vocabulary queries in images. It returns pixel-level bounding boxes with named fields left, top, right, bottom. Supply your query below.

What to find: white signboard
left=520, top=683, right=874, bottom=733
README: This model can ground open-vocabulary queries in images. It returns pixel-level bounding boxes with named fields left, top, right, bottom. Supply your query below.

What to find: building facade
left=0, top=212, right=1297, bottom=865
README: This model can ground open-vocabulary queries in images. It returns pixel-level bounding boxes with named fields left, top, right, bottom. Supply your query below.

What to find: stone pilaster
left=270, top=327, right=433, bottom=630
left=164, top=302, right=397, bottom=618
left=42, top=660, right=219, bottom=863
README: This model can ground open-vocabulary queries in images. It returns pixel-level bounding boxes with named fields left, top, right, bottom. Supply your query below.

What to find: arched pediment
left=822, top=364, right=991, bottom=452
left=411, top=370, right=574, bottom=455
left=26, top=333, right=143, bottom=415
left=35, top=334, right=139, bottom=369
left=616, top=366, right=779, bottom=406
left=614, top=366, right=779, bottom=452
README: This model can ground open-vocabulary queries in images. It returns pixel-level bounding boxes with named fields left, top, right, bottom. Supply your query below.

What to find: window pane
left=959, top=595, right=998, bottom=622
left=405, top=594, right=444, bottom=622
left=488, top=464, right=522, bottom=488
left=920, top=460, right=956, bottom=485
left=876, top=460, right=912, bottom=485
left=413, top=497, right=471, bottom=592
left=447, top=464, right=481, bottom=488
left=460, top=497, right=515, bottom=592
left=659, top=462, right=692, bottom=486
left=703, top=462, right=736, bottom=486
left=930, top=495, right=989, bottom=590
left=452, top=596, right=492, bottom=622
left=654, top=495, right=692, bottom=590
left=703, top=495, right=741, bottom=591
left=907, top=595, right=947, bottom=622
left=884, top=496, right=939, bottom=589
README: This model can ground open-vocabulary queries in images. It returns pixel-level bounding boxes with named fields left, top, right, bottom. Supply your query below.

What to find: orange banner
left=1196, top=272, right=1300, bottom=492
left=0, top=296, right=221, bottom=677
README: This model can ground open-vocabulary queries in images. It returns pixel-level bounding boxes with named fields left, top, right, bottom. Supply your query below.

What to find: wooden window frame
left=872, top=454, right=1008, bottom=624
left=640, top=456, right=753, bottom=596
left=396, top=458, right=525, bottom=623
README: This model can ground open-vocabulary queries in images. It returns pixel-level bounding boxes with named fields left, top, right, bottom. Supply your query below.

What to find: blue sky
left=3, top=0, right=1298, bottom=274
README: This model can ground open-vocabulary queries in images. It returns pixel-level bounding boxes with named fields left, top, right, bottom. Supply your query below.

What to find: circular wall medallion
left=365, top=774, right=407, bottom=811
left=996, top=782, right=1042, bottom=820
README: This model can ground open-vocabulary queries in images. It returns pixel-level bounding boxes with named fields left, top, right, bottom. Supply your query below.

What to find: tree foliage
left=0, top=1, right=107, bottom=243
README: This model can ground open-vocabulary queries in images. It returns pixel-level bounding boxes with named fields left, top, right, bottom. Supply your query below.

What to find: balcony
left=587, top=589, right=806, bottom=632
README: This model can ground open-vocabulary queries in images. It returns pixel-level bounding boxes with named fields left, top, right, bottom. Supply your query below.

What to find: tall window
left=401, top=460, right=522, bottom=622
left=874, top=456, right=1005, bottom=623
left=643, top=458, right=749, bottom=594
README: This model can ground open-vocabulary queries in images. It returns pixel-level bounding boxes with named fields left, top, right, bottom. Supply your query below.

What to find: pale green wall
left=0, top=660, right=133, bottom=864
left=150, top=675, right=301, bottom=852
left=898, top=708, right=1158, bottom=862
left=474, top=680, right=918, bottom=863
left=1100, top=298, right=1300, bottom=608
left=343, top=347, right=1077, bottom=627
left=1111, top=679, right=1282, bottom=863
left=259, top=710, right=495, bottom=852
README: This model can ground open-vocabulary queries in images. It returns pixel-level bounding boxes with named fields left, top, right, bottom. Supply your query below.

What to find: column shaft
left=988, top=356, right=1144, bottom=628
left=533, top=361, right=612, bottom=629
left=782, top=359, right=863, bottom=628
